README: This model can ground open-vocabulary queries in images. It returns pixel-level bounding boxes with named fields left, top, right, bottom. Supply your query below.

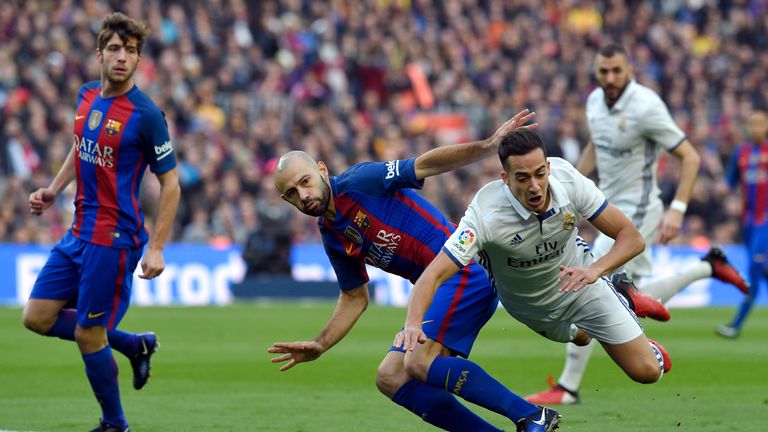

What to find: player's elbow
left=341, top=285, right=370, bottom=312
left=632, top=231, right=646, bottom=257
left=686, top=147, right=701, bottom=170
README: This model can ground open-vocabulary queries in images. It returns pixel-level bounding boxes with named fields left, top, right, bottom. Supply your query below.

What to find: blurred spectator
left=1, top=0, right=766, bottom=256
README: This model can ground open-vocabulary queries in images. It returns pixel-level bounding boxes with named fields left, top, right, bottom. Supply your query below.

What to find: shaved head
left=274, top=151, right=333, bottom=217
left=274, top=151, right=317, bottom=189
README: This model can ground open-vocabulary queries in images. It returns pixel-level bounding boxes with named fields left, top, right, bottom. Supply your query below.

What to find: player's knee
left=376, top=358, right=408, bottom=398
left=376, top=352, right=410, bottom=399
left=21, top=309, right=53, bottom=334
left=402, top=356, right=428, bottom=382
left=628, top=359, right=662, bottom=384
left=74, top=325, right=108, bottom=353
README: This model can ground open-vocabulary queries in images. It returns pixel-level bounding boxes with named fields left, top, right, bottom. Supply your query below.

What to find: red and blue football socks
left=392, top=379, right=503, bottom=431
left=426, top=355, right=538, bottom=422
left=82, top=346, right=128, bottom=430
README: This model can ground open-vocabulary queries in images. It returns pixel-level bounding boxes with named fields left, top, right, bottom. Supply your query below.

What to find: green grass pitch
left=0, top=305, right=766, bottom=431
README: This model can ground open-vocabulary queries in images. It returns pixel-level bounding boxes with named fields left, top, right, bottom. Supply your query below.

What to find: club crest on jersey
left=563, top=212, right=576, bottom=231
left=88, top=110, right=103, bottom=131
left=105, top=119, right=122, bottom=136
left=354, top=210, right=370, bottom=230
left=344, top=226, right=363, bottom=245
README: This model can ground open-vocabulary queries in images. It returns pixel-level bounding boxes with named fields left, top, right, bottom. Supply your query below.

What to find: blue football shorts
left=30, top=230, right=142, bottom=329
left=391, top=262, right=498, bottom=358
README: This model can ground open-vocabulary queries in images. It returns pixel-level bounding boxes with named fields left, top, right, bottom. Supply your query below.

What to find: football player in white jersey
left=525, top=43, right=749, bottom=406
left=395, top=128, right=672, bottom=392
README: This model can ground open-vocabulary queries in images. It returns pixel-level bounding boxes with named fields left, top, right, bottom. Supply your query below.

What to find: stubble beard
left=303, top=180, right=331, bottom=217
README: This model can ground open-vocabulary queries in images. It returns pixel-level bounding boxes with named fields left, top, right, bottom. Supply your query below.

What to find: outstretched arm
left=413, top=109, right=537, bottom=180
left=394, top=251, right=460, bottom=351
left=268, top=284, right=370, bottom=372
left=559, top=204, right=644, bottom=292
left=658, top=139, right=700, bottom=244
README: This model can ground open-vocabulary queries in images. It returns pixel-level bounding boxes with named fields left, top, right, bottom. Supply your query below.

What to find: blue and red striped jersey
left=319, top=158, right=457, bottom=291
left=726, top=141, right=768, bottom=227
left=71, top=81, right=176, bottom=249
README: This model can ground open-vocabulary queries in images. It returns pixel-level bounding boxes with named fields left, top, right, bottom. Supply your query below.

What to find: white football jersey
left=585, top=80, right=685, bottom=225
left=443, top=158, right=608, bottom=320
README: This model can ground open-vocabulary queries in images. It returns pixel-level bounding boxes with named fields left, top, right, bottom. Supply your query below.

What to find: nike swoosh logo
left=87, top=311, right=107, bottom=319
left=75, top=115, right=85, bottom=120
left=421, top=320, right=434, bottom=325
left=345, top=243, right=354, bottom=255
left=532, top=409, right=547, bottom=426
left=140, top=338, right=149, bottom=355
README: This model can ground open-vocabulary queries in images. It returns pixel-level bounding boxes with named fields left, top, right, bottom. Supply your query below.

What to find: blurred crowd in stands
left=1, top=0, right=766, bottom=273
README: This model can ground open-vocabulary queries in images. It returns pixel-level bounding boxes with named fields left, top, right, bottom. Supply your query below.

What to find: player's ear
left=626, top=60, right=634, bottom=78
left=500, top=170, right=509, bottom=185
left=317, top=161, right=329, bottom=179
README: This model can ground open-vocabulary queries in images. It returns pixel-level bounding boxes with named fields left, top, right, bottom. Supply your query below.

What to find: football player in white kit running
left=395, top=128, right=672, bottom=393
left=525, top=43, right=749, bottom=405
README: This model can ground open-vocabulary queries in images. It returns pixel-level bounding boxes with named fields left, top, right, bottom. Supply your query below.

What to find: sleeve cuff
left=442, top=246, right=467, bottom=268
left=587, top=199, right=609, bottom=222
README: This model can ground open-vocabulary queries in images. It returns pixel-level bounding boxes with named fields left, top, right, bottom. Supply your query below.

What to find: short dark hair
left=96, top=12, right=150, bottom=54
left=597, top=42, right=628, bottom=59
left=498, top=129, right=546, bottom=171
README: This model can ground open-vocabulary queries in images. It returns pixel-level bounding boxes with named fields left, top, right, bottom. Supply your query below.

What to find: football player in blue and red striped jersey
left=24, top=12, right=180, bottom=432
left=269, top=110, right=556, bottom=431
left=717, top=109, right=768, bottom=338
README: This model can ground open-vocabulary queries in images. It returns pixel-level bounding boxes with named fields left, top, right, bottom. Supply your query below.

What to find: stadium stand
left=1, top=0, right=766, bottom=254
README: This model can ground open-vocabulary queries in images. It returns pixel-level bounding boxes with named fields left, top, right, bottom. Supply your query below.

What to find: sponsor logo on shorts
left=87, top=311, right=107, bottom=319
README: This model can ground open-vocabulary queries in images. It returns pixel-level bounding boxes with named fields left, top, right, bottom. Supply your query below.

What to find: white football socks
left=558, top=339, right=597, bottom=392
left=638, top=260, right=712, bottom=304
